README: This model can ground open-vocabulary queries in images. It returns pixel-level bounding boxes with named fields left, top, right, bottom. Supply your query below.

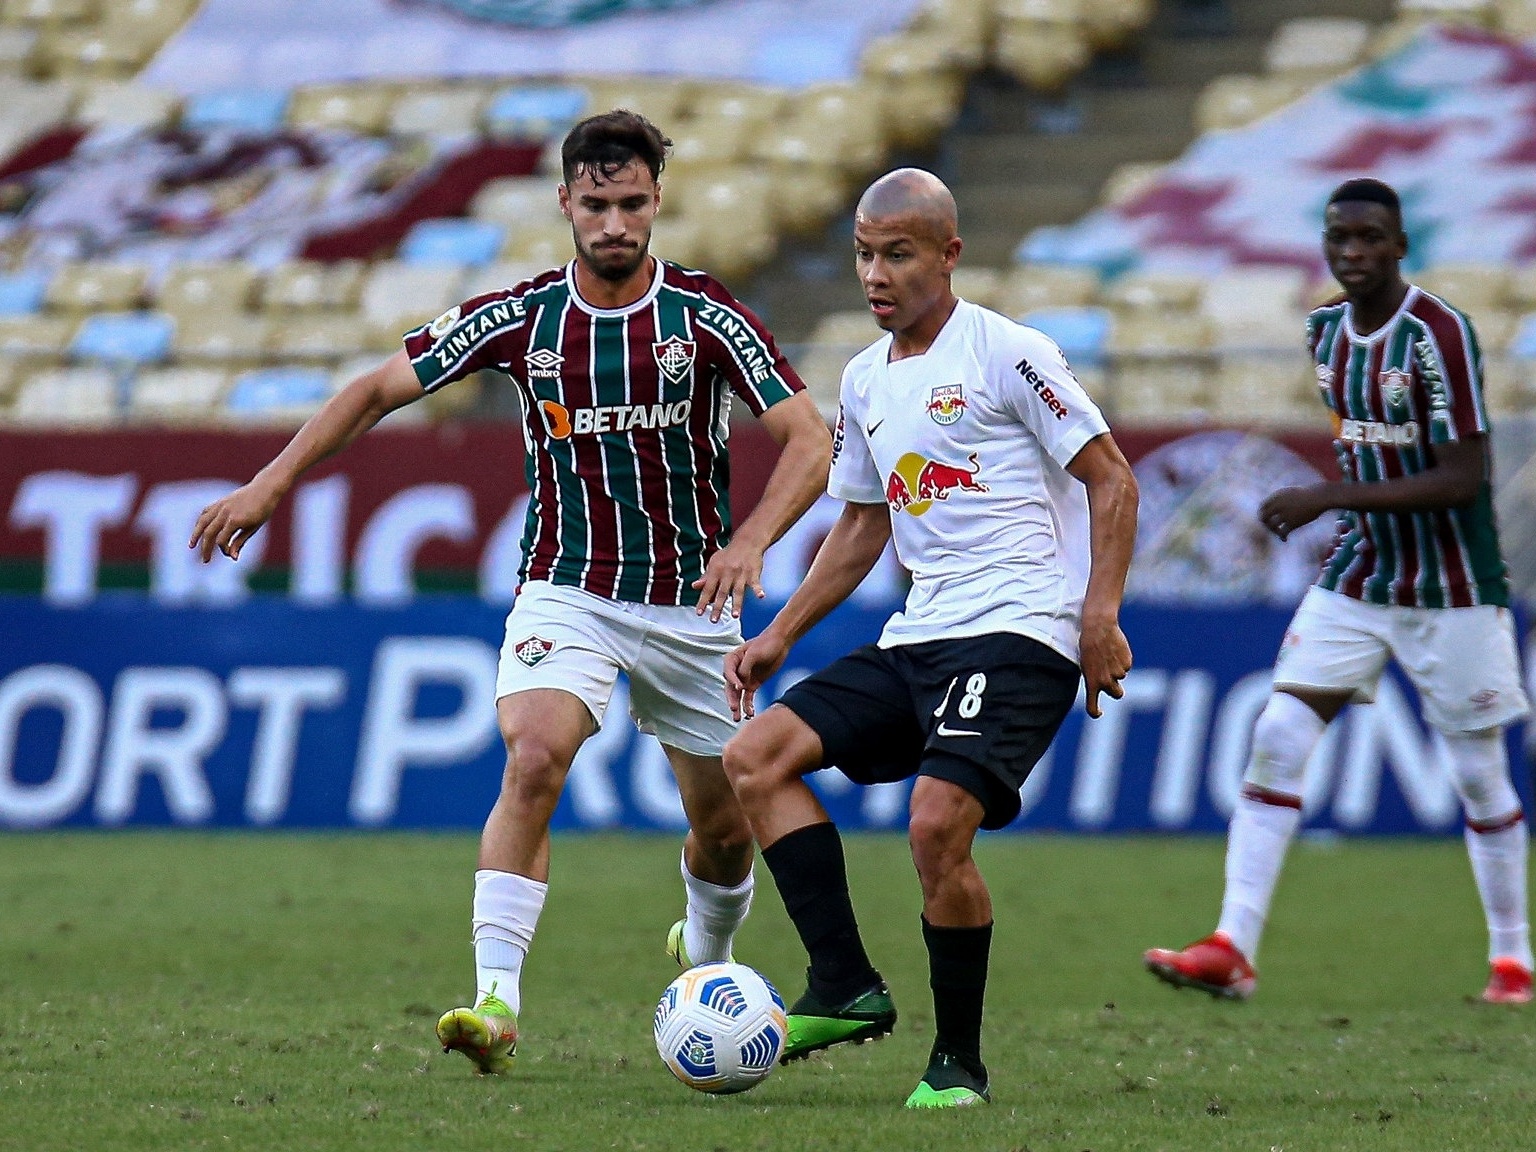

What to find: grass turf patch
left=0, top=833, right=1531, bottom=1150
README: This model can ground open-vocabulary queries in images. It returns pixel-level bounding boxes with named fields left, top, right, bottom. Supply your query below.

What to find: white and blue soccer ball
left=654, top=961, right=788, bottom=1094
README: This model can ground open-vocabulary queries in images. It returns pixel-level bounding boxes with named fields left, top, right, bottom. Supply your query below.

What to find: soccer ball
left=653, top=962, right=788, bottom=1094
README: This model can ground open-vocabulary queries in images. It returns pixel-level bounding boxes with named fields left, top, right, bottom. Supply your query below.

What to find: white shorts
left=495, top=580, right=741, bottom=756
left=1274, top=586, right=1530, bottom=733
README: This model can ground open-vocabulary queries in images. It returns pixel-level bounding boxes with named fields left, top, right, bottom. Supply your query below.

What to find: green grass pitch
left=0, top=833, right=1531, bottom=1151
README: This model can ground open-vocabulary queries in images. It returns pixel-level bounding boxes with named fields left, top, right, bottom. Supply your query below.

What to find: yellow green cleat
left=779, top=979, right=897, bottom=1063
left=436, top=990, right=518, bottom=1075
left=903, top=1051, right=990, bottom=1109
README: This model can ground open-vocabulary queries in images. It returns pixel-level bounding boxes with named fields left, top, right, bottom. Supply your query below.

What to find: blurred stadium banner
left=144, top=0, right=928, bottom=92
left=0, top=596, right=1528, bottom=834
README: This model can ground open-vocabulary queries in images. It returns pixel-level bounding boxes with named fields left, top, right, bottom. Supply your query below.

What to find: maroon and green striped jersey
left=404, top=258, right=804, bottom=606
left=1307, top=285, right=1508, bottom=609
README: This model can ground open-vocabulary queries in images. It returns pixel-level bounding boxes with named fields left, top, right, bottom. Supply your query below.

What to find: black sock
left=923, top=916, right=991, bottom=1078
left=760, top=822, right=880, bottom=1002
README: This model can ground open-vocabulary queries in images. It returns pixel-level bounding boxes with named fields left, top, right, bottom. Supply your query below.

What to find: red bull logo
left=926, top=383, right=967, bottom=426
left=885, top=451, right=988, bottom=516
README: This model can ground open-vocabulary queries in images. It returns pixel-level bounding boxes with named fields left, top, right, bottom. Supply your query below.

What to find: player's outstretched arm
left=694, top=391, right=831, bottom=621
left=725, top=499, right=890, bottom=720
left=189, top=351, right=425, bottom=562
left=1260, top=435, right=1487, bottom=541
left=1066, top=433, right=1138, bottom=719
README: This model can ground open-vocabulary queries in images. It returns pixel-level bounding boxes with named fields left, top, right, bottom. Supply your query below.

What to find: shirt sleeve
left=403, top=290, right=529, bottom=394
left=693, top=279, right=805, bottom=416
left=1413, top=307, right=1488, bottom=444
left=826, top=362, right=884, bottom=505
left=998, top=322, right=1110, bottom=468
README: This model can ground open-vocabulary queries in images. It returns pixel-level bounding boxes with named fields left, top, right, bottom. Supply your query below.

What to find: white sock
left=681, top=851, right=754, bottom=965
left=472, top=869, right=547, bottom=1014
left=1217, top=795, right=1301, bottom=961
left=1465, top=820, right=1533, bottom=969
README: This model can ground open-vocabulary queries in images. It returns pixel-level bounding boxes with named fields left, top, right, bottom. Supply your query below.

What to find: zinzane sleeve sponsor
left=694, top=280, right=805, bottom=416
left=404, top=290, right=529, bottom=394
left=1000, top=323, right=1109, bottom=468
left=827, top=362, right=883, bottom=505
left=1412, top=302, right=1488, bottom=445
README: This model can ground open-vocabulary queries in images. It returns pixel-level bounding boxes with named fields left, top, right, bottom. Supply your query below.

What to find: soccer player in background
left=1144, top=178, right=1532, bottom=1005
left=720, top=169, right=1139, bottom=1108
left=189, top=111, right=833, bottom=1072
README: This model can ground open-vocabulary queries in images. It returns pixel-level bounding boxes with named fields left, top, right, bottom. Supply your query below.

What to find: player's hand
left=188, top=479, right=282, bottom=563
left=1079, top=613, right=1132, bottom=719
left=1259, top=487, right=1324, bottom=542
left=725, top=629, right=790, bottom=721
left=692, top=539, right=766, bottom=622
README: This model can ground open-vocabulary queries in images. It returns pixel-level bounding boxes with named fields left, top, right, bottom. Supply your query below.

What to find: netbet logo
left=1015, top=357, right=1069, bottom=420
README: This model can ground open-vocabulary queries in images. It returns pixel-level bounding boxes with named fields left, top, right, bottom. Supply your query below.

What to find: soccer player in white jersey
left=1144, top=178, right=1532, bottom=1005
left=189, top=112, right=833, bottom=1073
left=720, top=169, right=1139, bottom=1108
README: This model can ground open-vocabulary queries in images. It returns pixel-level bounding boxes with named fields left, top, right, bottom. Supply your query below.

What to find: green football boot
left=780, top=977, right=897, bottom=1063
left=436, top=989, right=518, bottom=1075
left=903, top=1051, right=991, bottom=1109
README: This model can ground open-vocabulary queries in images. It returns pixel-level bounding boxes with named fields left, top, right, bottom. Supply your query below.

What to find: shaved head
left=855, top=168, right=958, bottom=245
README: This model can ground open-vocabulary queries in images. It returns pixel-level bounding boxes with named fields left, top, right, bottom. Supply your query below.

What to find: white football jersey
left=829, top=299, right=1109, bottom=663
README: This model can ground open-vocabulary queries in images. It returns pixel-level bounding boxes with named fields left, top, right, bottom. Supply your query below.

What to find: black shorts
left=776, top=631, right=1081, bottom=830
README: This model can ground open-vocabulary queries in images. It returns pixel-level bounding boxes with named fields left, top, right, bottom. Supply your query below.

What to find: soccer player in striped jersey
left=190, top=111, right=833, bottom=1071
left=1145, top=178, right=1532, bottom=1005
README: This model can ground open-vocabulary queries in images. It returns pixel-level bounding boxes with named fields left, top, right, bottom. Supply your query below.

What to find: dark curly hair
left=560, top=109, right=671, bottom=187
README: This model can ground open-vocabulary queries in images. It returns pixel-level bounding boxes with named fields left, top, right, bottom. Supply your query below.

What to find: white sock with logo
left=681, top=852, right=754, bottom=965
left=472, top=869, right=547, bottom=1014
left=1465, top=821, right=1532, bottom=968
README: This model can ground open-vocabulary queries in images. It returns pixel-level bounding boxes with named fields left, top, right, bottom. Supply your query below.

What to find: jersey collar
left=1343, top=285, right=1418, bottom=345
left=565, top=256, right=665, bottom=318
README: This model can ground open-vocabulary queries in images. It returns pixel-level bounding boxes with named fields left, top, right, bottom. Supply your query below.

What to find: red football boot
left=1482, top=957, right=1533, bottom=1004
left=1143, top=931, right=1257, bottom=1000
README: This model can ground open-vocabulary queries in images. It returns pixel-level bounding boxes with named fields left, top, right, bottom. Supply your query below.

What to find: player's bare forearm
left=1068, top=434, right=1138, bottom=717
left=190, top=352, right=424, bottom=561
left=762, top=500, right=891, bottom=649
left=731, top=393, right=832, bottom=554
left=1261, top=436, right=1486, bottom=540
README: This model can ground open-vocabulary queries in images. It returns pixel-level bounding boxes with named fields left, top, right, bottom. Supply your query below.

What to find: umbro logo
left=525, top=348, right=564, bottom=379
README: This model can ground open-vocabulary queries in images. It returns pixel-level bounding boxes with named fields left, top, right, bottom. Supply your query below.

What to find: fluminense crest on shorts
left=513, top=635, right=554, bottom=667
left=652, top=335, right=696, bottom=386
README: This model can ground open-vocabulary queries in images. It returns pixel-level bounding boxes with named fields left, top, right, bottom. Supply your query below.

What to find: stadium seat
left=681, top=171, right=777, bottom=281
left=1210, top=356, right=1318, bottom=425
left=1101, top=271, right=1205, bottom=314
left=1396, top=0, right=1497, bottom=23
left=1111, top=359, right=1212, bottom=422
left=266, top=314, right=368, bottom=361
left=1415, top=263, right=1509, bottom=314
left=784, top=83, right=885, bottom=174
left=157, top=262, right=260, bottom=320
left=182, top=89, right=290, bottom=134
left=102, top=0, right=197, bottom=38
left=358, top=263, right=463, bottom=333
left=261, top=260, right=364, bottom=312
left=1195, top=75, right=1312, bottom=133
left=667, top=117, right=753, bottom=172
left=794, top=342, right=857, bottom=418
left=646, top=219, right=704, bottom=269
left=1099, top=162, right=1166, bottom=207
left=906, top=0, right=991, bottom=69
left=390, top=86, right=488, bottom=137
left=1264, top=18, right=1371, bottom=76
left=470, top=176, right=564, bottom=228
left=1107, top=312, right=1211, bottom=357
left=46, top=263, right=146, bottom=313
left=288, top=85, right=396, bottom=135
left=501, top=223, right=575, bottom=267
left=998, top=263, right=1101, bottom=315
left=859, top=33, right=965, bottom=150
left=1080, top=0, right=1155, bottom=51
left=69, top=311, right=174, bottom=365
left=129, top=366, right=228, bottom=423
left=2, top=0, right=95, bottom=24
left=172, top=313, right=271, bottom=363
left=0, top=314, right=72, bottom=356
left=811, top=310, right=881, bottom=347
left=1498, top=0, right=1536, bottom=37
left=39, top=26, right=162, bottom=77
left=483, top=85, right=587, bottom=140
left=765, top=164, right=847, bottom=237
left=10, top=366, right=118, bottom=426
left=1202, top=268, right=1308, bottom=353
left=400, top=219, right=506, bottom=267
left=0, top=26, right=37, bottom=75
left=224, top=365, right=334, bottom=424
left=1019, top=306, right=1112, bottom=367
left=461, top=261, right=546, bottom=299
left=0, top=78, right=74, bottom=156
left=993, top=1, right=1090, bottom=93
left=951, top=267, right=1003, bottom=309
left=0, top=270, right=49, bottom=315
left=74, top=81, right=179, bottom=130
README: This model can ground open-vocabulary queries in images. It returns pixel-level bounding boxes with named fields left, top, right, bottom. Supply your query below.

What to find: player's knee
left=689, top=797, right=754, bottom=859
left=907, top=793, right=973, bottom=879
left=1242, top=693, right=1325, bottom=798
left=722, top=713, right=804, bottom=801
left=501, top=735, right=569, bottom=812
left=1440, top=728, right=1520, bottom=825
